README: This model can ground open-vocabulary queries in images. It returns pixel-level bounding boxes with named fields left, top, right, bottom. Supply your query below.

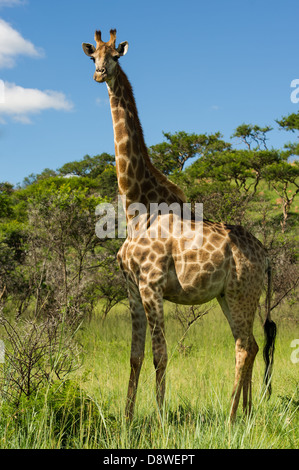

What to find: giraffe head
left=82, top=29, right=128, bottom=83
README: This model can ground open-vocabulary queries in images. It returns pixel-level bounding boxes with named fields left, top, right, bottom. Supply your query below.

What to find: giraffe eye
left=112, top=55, right=119, bottom=62
left=90, top=57, right=95, bottom=63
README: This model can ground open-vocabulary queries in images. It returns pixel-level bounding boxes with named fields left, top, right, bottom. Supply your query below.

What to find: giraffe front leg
left=154, top=343, right=168, bottom=412
left=140, top=287, right=167, bottom=415
left=125, top=282, right=147, bottom=421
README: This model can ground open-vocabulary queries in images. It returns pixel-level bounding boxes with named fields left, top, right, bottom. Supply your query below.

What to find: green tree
left=0, top=186, right=14, bottom=218
left=188, top=148, right=281, bottom=198
left=276, top=111, right=299, bottom=134
left=96, top=165, right=118, bottom=198
left=58, top=153, right=114, bottom=179
left=0, top=220, right=28, bottom=311
left=26, top=183, right=103, bottom=312
left=232, top=123, right=273, bottom=150
left=149, top=131, right=230, bottom=175
left=262, top=160, right=299, bottom=233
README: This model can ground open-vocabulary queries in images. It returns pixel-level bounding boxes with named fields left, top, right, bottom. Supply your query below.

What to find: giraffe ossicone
left=82, top=29, right=277, bottom=422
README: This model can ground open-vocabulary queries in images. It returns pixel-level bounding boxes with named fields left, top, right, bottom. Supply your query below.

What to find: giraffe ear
left=82, top=43, right=96, bottom=57
left=117, top=41, right=129, bottom=56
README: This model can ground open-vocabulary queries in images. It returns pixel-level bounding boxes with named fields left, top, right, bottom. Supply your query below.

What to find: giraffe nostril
left=97, top=67, right=107, bottom=75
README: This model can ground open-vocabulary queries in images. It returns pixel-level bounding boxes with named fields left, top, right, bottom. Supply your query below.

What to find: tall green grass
left=0, top=302, right=298, bottom=448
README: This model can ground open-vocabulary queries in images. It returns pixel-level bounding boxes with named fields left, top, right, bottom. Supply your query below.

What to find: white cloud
left=95, top=97, right=109, bottom=107
left=0, top=0, right=25, bottom=8
left=0, top=81, right=74, bottom=123
left=0, top=19, right=42, bottom=68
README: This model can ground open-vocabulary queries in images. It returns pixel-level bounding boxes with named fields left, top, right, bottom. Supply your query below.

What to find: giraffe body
left=120, top=220, right=266, bottom=307
left=82, top=30, right=276, bottom=422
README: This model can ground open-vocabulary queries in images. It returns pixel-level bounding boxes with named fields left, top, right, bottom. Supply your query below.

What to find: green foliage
left=96, top=164, right=118, bottom=198
left=262, top=161, right=299, bottom=232
left=0, top=173, right=125, bottom=318
left=276, top=110, right=299, bottom=134
left=188, top=148, right=282, bottom=195
left=0, top=221, right=28, bottom=299
left=0, top=183, right=15, bottom=220
left=0, top=379, right=103, bottom=448
left=58, top=153, right=114, bottom=178
left=149, top=131, right=230, bottom=175
left=0, top=312, right=81, bottom=405
left=0, top=194, right=13, bottom=219
left=22, top=169, right=58, bottom=187
left=232, top=123, right=273, bottom=149
left=263, top=160, right=299, bottom=184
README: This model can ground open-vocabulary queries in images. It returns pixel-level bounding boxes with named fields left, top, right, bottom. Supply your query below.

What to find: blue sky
left=0, top=0, right=298, bottom=186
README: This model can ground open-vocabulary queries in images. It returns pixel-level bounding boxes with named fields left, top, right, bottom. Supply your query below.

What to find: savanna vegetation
left=0, top=111, right=298, bottom=449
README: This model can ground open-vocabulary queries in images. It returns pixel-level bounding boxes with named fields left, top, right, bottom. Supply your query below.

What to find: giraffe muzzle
left=94, top=67, right=107, bottom=82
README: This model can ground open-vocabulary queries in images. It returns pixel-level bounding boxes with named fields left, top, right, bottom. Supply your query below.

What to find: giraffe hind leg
left=230, top=336, right=258, bottom=420
left=217, top=295, right=259, bottom=421
left=242, top=338, right=259, bottom=415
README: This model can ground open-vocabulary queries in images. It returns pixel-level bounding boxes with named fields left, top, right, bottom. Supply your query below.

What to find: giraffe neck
left=106, top=66, right=186, bottom=214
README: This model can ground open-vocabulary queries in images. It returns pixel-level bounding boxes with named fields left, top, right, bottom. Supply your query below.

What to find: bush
left=0, top=311, right=81, bottom=406
left=0, top=379, right=105, bottom=448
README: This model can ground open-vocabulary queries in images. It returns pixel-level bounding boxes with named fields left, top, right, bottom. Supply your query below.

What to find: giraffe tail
left=263, top=259, right=277, bottom=398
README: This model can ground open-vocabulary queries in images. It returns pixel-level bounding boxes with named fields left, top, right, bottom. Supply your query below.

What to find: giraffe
left=82, top=29, right=277, bottom=422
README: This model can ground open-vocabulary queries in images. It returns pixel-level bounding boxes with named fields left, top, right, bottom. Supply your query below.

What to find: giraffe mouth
left=94, top=72, right=107, bottom=83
